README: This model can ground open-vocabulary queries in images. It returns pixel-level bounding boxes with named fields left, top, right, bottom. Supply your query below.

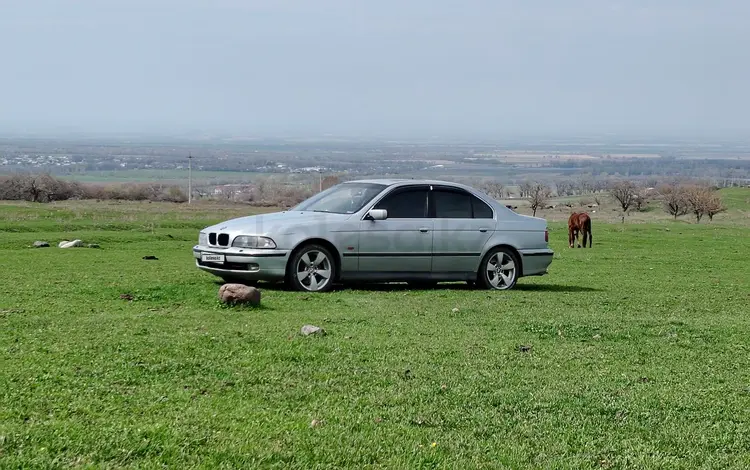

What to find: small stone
left=33, top=241, right=50, bottom=248
left=58, top=240, right=83, bottom=248
left=301, top=324, right=325, bottom=336
left=218, top=284, right=261, bottom=306
left=87, top=244, right=100, bottom=249
left=310, top=419, right=324, bottom=428
left=593, top=334, right=602, bottom=340
left=451, top=307, right=459, bottom=313
left=519, top=344, right=533, bottom=353
left=142, top=255, right=158, bottom=260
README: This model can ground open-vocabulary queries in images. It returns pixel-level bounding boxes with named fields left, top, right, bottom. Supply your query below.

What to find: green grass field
left=1, top=197, right=750, bottom=468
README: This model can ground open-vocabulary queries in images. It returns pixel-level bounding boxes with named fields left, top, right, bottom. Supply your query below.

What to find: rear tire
left=477, top=247, right=519, bottom=290
left=287, top=244, right=336, bottom=292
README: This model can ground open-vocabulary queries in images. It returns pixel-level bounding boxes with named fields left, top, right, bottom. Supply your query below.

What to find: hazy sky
left=1, top=0, right=748, bottom=139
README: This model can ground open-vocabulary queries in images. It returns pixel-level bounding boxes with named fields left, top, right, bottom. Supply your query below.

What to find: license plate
left=201, top=253, right=225, bottom=263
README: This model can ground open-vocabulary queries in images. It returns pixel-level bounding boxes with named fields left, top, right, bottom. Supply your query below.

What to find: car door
left=357, top=185, right=432, bottom=273
left=431, top=186, right=495, bottom=274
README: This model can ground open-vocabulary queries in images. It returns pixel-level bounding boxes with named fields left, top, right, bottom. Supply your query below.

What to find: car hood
left=201, top=211, right=351, bottom=235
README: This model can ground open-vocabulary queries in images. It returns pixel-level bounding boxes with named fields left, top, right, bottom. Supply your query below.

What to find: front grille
left=207, top=232, right=230, bottom=247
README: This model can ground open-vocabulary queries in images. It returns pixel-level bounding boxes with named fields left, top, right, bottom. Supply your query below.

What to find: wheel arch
left=286, top=237, right=343, bottom=281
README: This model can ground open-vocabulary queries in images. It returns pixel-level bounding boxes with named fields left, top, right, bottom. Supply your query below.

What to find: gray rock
left=58, top=240, right=83, bottom=248
left=301, top=324, right=326, bottom=336
left=33, top=241, right=50, bottom=248
left=218, top=283, right=261, bottom=306
left=87, top=244, right=100, bottom=249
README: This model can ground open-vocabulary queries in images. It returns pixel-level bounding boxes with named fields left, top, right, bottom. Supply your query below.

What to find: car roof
left=342, top=178, right=517, bottom=217
left=344, top=178, right=474, bottom=189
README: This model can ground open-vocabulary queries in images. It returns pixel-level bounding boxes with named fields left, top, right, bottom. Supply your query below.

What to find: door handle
left=419, top=227, right=429, bottom=233
left=479, top=228, right=488, bottom=233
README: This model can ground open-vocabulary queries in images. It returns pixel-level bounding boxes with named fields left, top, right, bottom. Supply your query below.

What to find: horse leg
left=582, top=229, right=588, bottom=248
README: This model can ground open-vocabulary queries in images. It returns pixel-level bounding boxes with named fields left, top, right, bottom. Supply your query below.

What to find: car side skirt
left=341, top=271, right=476, bottom=282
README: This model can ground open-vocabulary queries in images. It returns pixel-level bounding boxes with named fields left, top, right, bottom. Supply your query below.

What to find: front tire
left=287, top=244, right=336, bottom=292
left=478, top=247, right=519, bottom=290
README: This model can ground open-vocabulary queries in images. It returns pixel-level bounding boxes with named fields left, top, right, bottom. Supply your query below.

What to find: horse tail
left=586, top=218, right=592, bottom=247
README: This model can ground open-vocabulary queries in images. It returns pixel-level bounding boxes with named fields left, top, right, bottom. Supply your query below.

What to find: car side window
left=433, top=189, right=472, bottom=218
left=471, top=195, right=494, bottom=219
left=432, top=188, right=495, bottom=219
left=374, top=188, right=428, bottom=218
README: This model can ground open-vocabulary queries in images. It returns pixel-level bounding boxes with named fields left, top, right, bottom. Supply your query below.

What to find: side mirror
left=365, top=209, right=388, bottom=221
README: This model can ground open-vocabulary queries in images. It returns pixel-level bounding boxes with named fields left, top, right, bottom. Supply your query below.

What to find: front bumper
left=193, top=245, right=290, bottom=281
left=519, top=249, right=554, bottom=276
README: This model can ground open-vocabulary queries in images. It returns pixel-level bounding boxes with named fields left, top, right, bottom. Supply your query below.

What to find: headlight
left=199, top=232, right=208, bottom=246
left=232, top=235, right=277, bottom=249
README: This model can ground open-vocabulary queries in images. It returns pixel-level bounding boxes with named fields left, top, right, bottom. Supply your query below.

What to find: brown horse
left=568, top=212, right=592, bottom=248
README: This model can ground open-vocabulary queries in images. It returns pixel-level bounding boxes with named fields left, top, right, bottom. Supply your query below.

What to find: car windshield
left=293, top=182, right=387, bottom=214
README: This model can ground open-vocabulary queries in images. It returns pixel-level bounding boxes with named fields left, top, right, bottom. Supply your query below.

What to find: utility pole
left=188, top=153, right=193, bottom=204
left=319, top=170, right=322, bottom=192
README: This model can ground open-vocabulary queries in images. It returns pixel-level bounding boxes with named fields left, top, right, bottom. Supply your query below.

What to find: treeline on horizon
left=1, top=172, right=745, bottom=213
left=0, top=173, right=316, bottom=207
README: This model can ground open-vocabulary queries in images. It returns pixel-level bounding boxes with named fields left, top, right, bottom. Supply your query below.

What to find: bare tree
left=528, top=183, right=552, bottom=217
left=594, top=179, right=610, bottom=194
left=0, top=174, right=29, bottom=200
left=659, top=183, right=690, bottom=219
left=555, top=180, right=575, bottom=197
left=481, top=181, right=505, bottom=200
left=705, top=192, right=727, bottom=221
left=684, top=184, right=726, bottom=223
left=578, top=177, right=594, bottom=194
left=26, top=175, right=43, bottom=202
left=610, top=181, right=638, bottom=218
left=0, top=173, right=54, bottom=202
left=633, top=187, right=651, bottom=212
left=684, top=185, right=711, bottom=223
left=519, top=181, right=533, bottom=198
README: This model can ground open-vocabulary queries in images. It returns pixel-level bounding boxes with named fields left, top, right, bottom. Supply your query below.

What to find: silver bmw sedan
left=193, top=179, right=553, bottom=292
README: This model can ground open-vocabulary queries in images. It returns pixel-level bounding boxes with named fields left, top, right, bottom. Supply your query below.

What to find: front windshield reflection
left=293, top=183, right=387, bottom=214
